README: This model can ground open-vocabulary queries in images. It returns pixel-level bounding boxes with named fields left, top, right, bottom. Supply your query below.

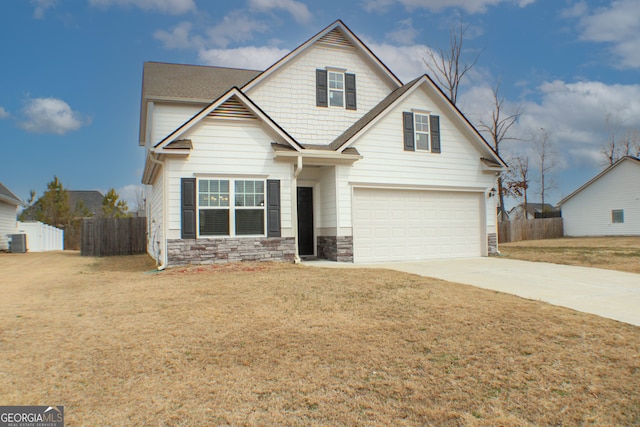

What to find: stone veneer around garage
left=317, top=235, right=354, bottom=263
left=487, top=233, right=498, bottom=255
left=167, top=237, right=296, bottom=266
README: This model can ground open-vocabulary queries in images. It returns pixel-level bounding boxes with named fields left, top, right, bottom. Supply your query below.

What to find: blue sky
left=1, top=0, right=639, bottom=210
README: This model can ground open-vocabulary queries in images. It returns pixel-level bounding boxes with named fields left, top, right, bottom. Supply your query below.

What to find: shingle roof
left=142, top=62, right=262, bottom=102
left=326, top=76, right=423, bottom=151
left=68, top=191, right=105, bottom=216
left=0, top=182, right=22, bottom=205
left=139, top=62, right=263, bottom=145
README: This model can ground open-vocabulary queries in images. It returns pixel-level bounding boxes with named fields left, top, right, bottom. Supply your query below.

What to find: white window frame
left=197, top=178, right=266, bottom=238
left=612, top=209, right=624, bottom=224
left=414, top=112, right=430, bottom=152
left=327, top=68, right=345, bottom=108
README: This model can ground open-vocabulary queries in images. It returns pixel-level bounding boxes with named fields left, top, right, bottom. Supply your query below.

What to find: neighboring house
left=0, top=182, right=22, bottom=251
left=559, top=156, right=640, bottom=236
left=140, top=20, right=506, bottom=267
left=509, top=203, right=561, bottom=220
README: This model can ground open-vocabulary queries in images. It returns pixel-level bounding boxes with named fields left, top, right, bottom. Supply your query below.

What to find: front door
left=297, top=187, right=314, bottom=256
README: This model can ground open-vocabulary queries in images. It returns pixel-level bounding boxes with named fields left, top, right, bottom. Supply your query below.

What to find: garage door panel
left=353, top=188, right=483, bottom=263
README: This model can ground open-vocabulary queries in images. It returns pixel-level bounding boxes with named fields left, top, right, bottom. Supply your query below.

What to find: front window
left=328, top=71, right=344, bottom=107
left=612, top=209, right=624, bottom=224
left=198, top=179, right=265, bottom=237
left=415, top=113, right=430, bottom=151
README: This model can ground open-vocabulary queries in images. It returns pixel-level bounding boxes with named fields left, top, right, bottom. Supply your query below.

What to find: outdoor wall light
left=488, top=188, right=497, bottom=198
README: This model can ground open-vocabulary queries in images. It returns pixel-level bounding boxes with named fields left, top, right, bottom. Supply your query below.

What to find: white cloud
left=248, top=0, right=312, bottom=23
left=461, top=79, right=640, bottom=173
left=206, top=11, right=269, bottom=48
left=572, top=0, right=640, bottom=69
left=117, top=184, right=145, bottom=211
left=0, top=106, right=9, bottom=119
left=363, top=0, right=535, bottom=14
left=198, top=46, right=290, bottom=70
left=386, top=18, right=419, bottom=45
left=31, top=0, right=56, bottom=19
left=154, top=21, right=198, bottom=50
left=88, top=0, right=196, bottom=14
left=19, top=97, right=89, bottom=135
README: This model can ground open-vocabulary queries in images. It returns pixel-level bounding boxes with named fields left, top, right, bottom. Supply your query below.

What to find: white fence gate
left=16, top=221, right=64, bottom=252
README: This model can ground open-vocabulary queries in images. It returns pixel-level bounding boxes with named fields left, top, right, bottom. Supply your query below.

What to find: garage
left=353, top=188, right=484, bottom=263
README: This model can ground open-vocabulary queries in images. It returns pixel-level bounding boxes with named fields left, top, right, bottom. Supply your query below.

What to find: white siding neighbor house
left=140, top=20, right=506, bottom=267
left=0, top=182, right=22, bottom=251
left=559, top=156, right=640, bottom=237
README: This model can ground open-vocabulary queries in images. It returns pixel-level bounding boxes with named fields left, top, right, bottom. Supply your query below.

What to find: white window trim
left=414, top=112, right=431, bottom=152
left=197, top=178, right=267, bottom=238
left=326, top=67, right=346, bottom=108
left=612, top=209, right=624, bottom=224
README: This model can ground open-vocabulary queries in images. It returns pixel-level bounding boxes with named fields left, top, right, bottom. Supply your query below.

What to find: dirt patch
left=1, top=252, right=639, bottom=425
left=500, top=237, right=640, bottom=274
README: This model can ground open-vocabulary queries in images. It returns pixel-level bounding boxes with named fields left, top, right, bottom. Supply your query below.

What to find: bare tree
left=477, top=79, right=522, bottom=220
left=601, top=114, right=640, bottom=165
left=535, top=128, right=555, bottom=207
left=504, top=155, right=530, bottom=217
left=423, top=19, right=481, bottom=105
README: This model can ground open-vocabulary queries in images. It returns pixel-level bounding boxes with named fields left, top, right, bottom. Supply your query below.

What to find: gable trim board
left=140, top=20, right=505, bottom=267
left=242, top=20, right=402, bottom=93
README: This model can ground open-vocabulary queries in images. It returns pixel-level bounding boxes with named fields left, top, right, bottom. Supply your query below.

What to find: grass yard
left=1, top=252, right=639, bottom=426
left=499, top=236, right=640, bottom=274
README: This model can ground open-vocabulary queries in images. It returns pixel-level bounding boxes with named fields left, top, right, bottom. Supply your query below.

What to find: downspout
left=147, top=151, right=167, bottom=270
left=292, top=155, right=303, bottom=264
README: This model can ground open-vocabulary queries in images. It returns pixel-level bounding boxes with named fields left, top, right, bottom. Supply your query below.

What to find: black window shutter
left=316, top=69, right=328, bottom=107
left=181, top=178, right=196, bottom=239
left=345, top=73, right=357, bottom=110
left=266, top=179, right=281, bottom=237
left=403, top=112, right=415, bottom=151
left=430, top=115, right=441, bottom=153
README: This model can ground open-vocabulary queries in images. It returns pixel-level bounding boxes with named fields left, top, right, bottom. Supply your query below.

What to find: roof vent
left=318, top=29, right=354, bottom=48
left=208, top=96, right=256, bottom=119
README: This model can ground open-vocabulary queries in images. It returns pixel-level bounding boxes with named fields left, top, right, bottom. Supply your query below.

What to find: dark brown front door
left=297, top=187, right=314, bottom=256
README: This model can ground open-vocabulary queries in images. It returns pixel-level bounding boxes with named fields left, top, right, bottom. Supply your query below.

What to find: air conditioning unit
left=10, top=234, right=27, bottom=253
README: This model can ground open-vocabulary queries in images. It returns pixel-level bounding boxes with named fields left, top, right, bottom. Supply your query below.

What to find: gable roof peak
left=242, top=19, right=403, bottom=92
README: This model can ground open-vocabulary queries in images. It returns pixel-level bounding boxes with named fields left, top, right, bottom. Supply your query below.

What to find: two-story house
left=140, top=20, right=506, bottom=267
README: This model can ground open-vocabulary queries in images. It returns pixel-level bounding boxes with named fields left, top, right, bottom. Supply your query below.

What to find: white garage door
left=353, top=188, right=484, bottom=263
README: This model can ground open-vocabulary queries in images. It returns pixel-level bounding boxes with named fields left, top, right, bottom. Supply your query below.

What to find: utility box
left=9, top=234, right=27, bottom=253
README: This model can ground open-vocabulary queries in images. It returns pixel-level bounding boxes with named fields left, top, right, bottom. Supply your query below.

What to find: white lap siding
left=247, top=44, right=396, bottom=146
left=337, top=88, right=497, bottom=254
left=0, top=201, right=18, bottom=251
left=164, top=119, right=294, bottom=240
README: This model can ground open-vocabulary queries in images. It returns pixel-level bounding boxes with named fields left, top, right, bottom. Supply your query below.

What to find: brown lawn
left=499, top=236, right=640, bottom=274
left=1, top=251, right=639, bottom=426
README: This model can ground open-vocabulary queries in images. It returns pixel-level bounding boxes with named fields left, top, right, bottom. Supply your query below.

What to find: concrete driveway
left=308, top=257, right=640, bottom=326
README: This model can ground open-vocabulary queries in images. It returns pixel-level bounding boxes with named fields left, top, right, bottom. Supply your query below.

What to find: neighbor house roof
left=68, top=191, right=105, bottom=216
left=0, top=182, right=22, bottom=206
left=510, top=203, right=559, bottom=215
left=558, top=156, right=640, bottom=205
left=20, top=190, right=105, bottom=221
left=139, top=62, right=262, bottom=145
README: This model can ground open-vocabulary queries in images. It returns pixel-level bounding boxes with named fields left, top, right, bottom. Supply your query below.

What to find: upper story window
left=403, top=111, right=441, bottom=154
left=328, top=71, right=345, bottom=107
left=414, top=113, right=430, bottom=151
left=316, top=68, right=357, bottom=110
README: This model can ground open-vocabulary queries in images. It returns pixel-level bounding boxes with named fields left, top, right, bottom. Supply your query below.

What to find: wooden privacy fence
left=81, top=217, right=147, bottom=256
left=498, top=218, right=563, bottom=243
